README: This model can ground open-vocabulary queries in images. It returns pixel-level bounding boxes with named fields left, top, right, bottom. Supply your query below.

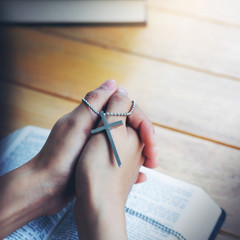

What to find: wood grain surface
left=150, top=0, right=240, bottom=27
left=1, top=27, right=240, bottom=148
left=43, top=7, right=240, bottom=80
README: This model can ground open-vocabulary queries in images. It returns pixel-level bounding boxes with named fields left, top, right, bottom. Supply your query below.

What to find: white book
left=1, top=126, right=225, bottom=240
left=0, top=0, right=146, bottom=23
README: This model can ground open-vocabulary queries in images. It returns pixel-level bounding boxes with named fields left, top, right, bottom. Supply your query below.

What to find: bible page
left=48, top=203, right=78, bottom=240
left=125, top=167, right=221, bottom=240
left=0, top=125, right=50, bottom=176
left=4, top=206, right=71, bottom=240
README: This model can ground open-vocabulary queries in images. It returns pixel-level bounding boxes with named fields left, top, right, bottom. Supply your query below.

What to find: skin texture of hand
left=0, top=79, right=158, bottom=238
left=33, top=79, right=158, bottom=216
left=31, top=80, right=121, bottom=216
left=74, top=89, right=144, bottom=240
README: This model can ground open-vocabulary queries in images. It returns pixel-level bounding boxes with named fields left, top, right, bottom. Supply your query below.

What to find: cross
left=91, top=111, right=123, bottom=167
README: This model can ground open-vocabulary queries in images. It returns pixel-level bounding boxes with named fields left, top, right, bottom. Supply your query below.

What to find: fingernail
left=117, top=87, right=128, bottom=95
left=100, top=79, right=116, bottom=90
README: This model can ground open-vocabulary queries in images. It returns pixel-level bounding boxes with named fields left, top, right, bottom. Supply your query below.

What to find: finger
left=143, top=143, right=159, bottom=168
left=104, top=87, right=132, bottom=127
left=71, top=79, right=118, bottom=131
left=101, top=88, right=136, bottom=167
left=135, top=172, right=147, bottom=184
left=127, top=105, right=158, bottom=168
left=128, top=105, right=156, bottom=147
left=143, top=155, right=159, bottom=168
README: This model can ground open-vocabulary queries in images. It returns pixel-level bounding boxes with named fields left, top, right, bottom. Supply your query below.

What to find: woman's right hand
left=74, top=89, right=145, bottom=240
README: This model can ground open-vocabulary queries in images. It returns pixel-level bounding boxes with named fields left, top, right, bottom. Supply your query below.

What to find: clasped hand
left=0, top=80, right=158, bottom=240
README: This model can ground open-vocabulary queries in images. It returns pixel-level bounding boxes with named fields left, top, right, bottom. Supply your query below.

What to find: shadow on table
left=0, top=26, right=16, bottom=137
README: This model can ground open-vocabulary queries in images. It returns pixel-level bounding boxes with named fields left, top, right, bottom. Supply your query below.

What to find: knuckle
left=55, top=113, right=78, bottom=130
left=65, top=116, right=78, bottom=128
left=111, top=93, right=130, bottom=105
left=85, top=90, right=100, bottom=102
left=54, top=114, right=67, bottom=128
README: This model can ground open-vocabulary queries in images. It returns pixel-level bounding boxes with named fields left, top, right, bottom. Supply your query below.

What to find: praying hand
left=0, top=80, right=158, bottom=239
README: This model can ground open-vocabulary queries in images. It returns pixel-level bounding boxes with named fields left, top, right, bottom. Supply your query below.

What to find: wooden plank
left=217, top=232, right=240, bottom=240
left=1, top=27, right=240, bottom=147
left=150, top=0, right=240, bottom=27
left=0, top=81, right=77, bottom=137
left=0, top=82, right=239, bottom=236
left=155, top=126, right=240, bottom=236
left=42, top=6, right=240, bottom=80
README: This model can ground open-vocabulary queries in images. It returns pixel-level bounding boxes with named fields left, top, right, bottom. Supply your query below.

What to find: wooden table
left=0, top=0, right=239, bottom=239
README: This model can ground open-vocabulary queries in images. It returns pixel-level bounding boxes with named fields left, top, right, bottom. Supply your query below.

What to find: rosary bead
left=81, top=98, right=136, bottom=117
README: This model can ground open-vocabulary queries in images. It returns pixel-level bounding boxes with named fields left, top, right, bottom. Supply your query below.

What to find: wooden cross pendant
left=91, top=111, right=123, bottom=167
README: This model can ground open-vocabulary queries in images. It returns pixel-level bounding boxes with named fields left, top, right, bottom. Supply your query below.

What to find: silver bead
left=81, top=98, right=136, bottom=117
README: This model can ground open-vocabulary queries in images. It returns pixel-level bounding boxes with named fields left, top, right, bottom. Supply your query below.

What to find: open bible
left=0, top=126, right=225, bottom=240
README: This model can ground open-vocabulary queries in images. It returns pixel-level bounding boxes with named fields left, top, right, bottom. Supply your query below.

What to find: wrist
left=14, top=156, right=52, bottom=217
left=30, top=155, right=57, bottom=215
left=31, top=153, right=73, bottom=216
left=74, top=196, right=127, bottom=240
left=0, top=156, right=51, bottom=238
left=74, top=171, right=127, bottom=240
